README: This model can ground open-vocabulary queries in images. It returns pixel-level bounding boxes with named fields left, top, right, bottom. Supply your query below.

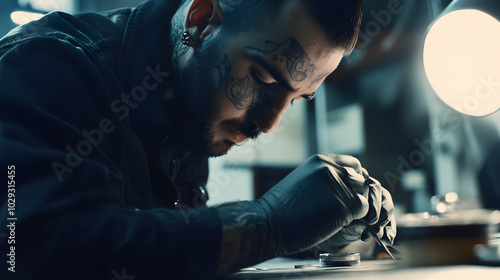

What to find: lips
left=228, top=128, right=247, bottom=143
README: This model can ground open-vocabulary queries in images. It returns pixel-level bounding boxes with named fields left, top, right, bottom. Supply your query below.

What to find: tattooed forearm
left=215, top=201, right=275, bottom=275
left=226, top=76, right=274, bottom=110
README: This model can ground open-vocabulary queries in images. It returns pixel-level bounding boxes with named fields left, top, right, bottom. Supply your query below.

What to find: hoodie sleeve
left=0, top=35, right=221, bottom=280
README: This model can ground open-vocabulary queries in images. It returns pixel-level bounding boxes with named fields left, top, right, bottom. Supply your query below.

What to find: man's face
left=178, top=0, right=344, bottom=157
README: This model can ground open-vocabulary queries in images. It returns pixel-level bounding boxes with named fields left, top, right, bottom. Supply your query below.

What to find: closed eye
left=250, top=67, right=277, bottom=86
left=291, top=94, right=315, bottom=105
left=303, top=94, right=315, bottom=101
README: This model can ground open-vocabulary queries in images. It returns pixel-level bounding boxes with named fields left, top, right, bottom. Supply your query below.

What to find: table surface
left=227, top=257, right=500, bottom=280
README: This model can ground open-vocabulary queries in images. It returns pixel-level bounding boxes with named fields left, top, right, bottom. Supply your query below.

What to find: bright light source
left=436, top=202, right=447, bottom=214
left=20, top=0, right=76, bottom=13
left=444, top=192, right=459, bottom=203
left=10, top=11, right=44, bottom=25
left=423, top=9, right=500, bottom=116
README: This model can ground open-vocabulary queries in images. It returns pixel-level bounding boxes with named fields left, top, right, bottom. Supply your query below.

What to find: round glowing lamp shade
left=423, top=9, right=500, bottom=116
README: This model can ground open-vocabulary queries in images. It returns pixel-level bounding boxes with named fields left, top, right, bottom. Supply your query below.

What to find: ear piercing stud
left=181, top=31, right=199, bottom=46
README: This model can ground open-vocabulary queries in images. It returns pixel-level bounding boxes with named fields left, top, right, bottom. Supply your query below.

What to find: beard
left=174, top=43, right=261, bottom=158
left=202, top=134, right=234, bottom=158
left=202, top=118, right=262, bottom=158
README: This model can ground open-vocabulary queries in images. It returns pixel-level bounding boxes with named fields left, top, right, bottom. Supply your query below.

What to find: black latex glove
left=295, top=161, right=396, bottom=258
left=322, top=170, right=396, bottom=248
left=215, top=154, right=396, bottom=274
left=256, top=154, right=393, bottom=256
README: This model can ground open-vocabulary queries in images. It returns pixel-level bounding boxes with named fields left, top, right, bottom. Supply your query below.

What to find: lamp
left=423, top=0, right=500, bottom=116
left=10, top=11, right=44, bottom=25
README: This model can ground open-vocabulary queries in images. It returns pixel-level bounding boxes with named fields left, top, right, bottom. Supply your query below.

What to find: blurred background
left=2, top=0, right=500, bottom=216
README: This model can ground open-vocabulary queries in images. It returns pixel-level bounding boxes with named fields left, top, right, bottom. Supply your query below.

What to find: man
left=0, top=0, right=396, bottom=279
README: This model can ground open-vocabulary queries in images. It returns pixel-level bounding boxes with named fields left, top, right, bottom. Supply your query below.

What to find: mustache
left=219, top=119, right=261, bottom=140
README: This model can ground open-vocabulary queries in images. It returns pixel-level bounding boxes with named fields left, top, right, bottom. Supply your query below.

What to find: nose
left=251, top=96, right=290, bottom=134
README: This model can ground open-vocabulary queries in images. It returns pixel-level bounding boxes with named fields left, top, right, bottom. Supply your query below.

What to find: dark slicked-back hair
left=306, top=0, right=363, bottom=54
left=219, top=0, right=363, bottom=54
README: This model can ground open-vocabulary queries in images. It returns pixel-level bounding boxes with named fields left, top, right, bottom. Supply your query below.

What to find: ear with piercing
left=181, top=31, right=200, bottom=47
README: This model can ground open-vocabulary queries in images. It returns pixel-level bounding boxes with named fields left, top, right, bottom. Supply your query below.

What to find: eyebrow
left=245, top=50, right=298, bottom=93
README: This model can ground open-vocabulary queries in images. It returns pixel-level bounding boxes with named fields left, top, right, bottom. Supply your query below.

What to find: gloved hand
left=214, top=154, right=396, bottom=274
left=255, top=154, right=395, bottom=256
left=323, top=175, right=396, bottom=247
